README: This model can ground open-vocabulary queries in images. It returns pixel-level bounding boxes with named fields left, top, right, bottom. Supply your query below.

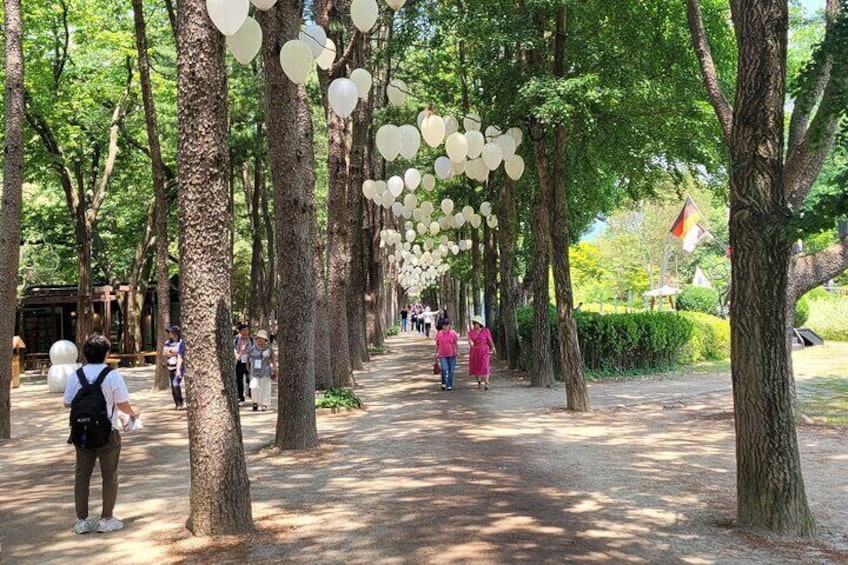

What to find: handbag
left=433, top=360, right=441, bottom=375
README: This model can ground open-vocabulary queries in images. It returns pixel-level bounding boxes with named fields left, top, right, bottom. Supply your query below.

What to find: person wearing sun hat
left=248, top=330, right=276, bottom=411
left=468, top=316, right=496, bottom=390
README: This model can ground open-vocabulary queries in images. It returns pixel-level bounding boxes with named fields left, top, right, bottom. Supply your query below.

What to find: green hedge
left=678, top=312, right=730, bottom=362
left=807, top=298, right=848, bottom=341
left=794, top=295, right=810, bottom=327
left=676, top=285, right=720, bottom=315
left=516, top=305, right=694, bottom=374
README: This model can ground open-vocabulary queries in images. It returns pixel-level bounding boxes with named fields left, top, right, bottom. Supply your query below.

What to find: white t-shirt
left=63, top=364, right=131, bottom=430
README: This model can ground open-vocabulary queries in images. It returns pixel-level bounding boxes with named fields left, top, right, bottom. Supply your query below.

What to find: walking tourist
left=434, top=319, right=459, bottom=390
left=162, top=325, right=185, bottom=409
left=468, top=317, right=495, bottom=390
left=248, top=329, right=276, bottom=411
left=233, top=322, right=252, bottom=403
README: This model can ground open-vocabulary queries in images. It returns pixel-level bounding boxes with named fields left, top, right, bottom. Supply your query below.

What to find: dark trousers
left=169, top=369, right=184, bottom=408
left=75, top=430, right=121, bottom=520
left=235, top=361, right=248, bottom=401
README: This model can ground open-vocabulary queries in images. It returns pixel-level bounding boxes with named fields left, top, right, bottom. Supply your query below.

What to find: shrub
left=315, top=388, right=362, bottom=409
left=794, top=295, right=810, bottom=327
left=515, top=305, right=693, bottom=374
left=386, top=325, right=400, bottom=336
left=804, top=287, right=831, bottom=301
left=807, top=298, right=848, bottom=341
left=676, top=285, right=720, bottom=315
left=678, top=311, right=731, bottom=362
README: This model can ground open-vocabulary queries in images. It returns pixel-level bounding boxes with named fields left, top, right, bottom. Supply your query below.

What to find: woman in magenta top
left=468, top=317, right=495, bottom=390
left=434, top=319, right=459, bottom=390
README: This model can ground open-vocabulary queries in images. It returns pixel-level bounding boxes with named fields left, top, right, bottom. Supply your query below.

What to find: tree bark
left=483, top=224, right=498, bottom=331
left=0, top=0, right=25, bottom=439
left=529, top=164, right=555, bottom=388
left=132, top=0, right=171, bottom=390
left=497, top=176, right=520, bottom=369
left=471, top=227, right=482, bottom=315
left=177, top=0, right=252, bottom=535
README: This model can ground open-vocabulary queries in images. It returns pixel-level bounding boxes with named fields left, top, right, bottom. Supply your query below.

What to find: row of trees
left=2, top=0, right=847, bottom=540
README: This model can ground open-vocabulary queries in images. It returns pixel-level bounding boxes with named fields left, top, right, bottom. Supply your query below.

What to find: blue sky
left=801, top=0, right=825, bottom=12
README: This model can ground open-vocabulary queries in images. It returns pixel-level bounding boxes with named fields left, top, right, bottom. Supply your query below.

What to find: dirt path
left=2, top=334, right=848, bottom=564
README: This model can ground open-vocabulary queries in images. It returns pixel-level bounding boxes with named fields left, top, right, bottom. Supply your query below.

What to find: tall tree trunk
left=177, top=0, right=252, bottom=535
left=530, top=147, right=555, bottom=387
left=483, top=224, right=498, bottom=330
left=726, top=1, right=813, bottom=537
left=258, top=4, right=318, bottom=450
left=471, top=227, right=481, bottom=315
left=0, top=0, right=24, bottom=439
left=547, top=7, right=590, bottom=411
left=347, top=79, right=370, bottom=367
left=497, top=177, right=520, bottom=369
left=132, top=0, right=172, bottom=390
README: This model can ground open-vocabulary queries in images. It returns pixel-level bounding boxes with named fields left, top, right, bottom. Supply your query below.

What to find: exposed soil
left=2, top=335, right=848, bottom=564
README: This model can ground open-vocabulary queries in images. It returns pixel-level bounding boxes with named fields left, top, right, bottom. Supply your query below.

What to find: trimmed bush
left=794, top=295, right=810, bottom=327
left=676, top=285, right=720, bottom=315
left=386, top=325, right=400, bottom=336
left=516, top=305, right=693, bottom=374
left=807, top=298, right=848, bottom=341
left=316, top=388, right=363, bottom=409
left=679, top=311, right=730, bottom=363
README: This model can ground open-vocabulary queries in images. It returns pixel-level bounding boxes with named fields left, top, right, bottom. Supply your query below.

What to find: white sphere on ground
left=47, top=362, right=80, bottom=394
left=327, top=78, right=359, bottom=118
left=434, top=156, right=452, bottom=180
left=388, top=175, right=404, bottom=197
left=445, top=132, right=469, bottom=163
left=226, top=17, right=262, bottom=65
left=480, top=201, right=492, bottom=217
left=421, top=114, right=446, bottom=147
left=404, top=168, right=421, bottom=191
left=463, top=113, right=481, bottom=132
left=440, top=198, right=454, bottom=215
left=376, top=124, right=402, bottom=161
left=444, top=116, right=459, bottom=137
left=50, top=340, right=79, bottom=365
left=466, top=130, right=485, bottom=159
left=279, top=40, right=314, bottom=84
left=481, top=142, right=504, bottom=171
left=507, top=126, right=523, bottom=146
left=206, top=0, right=249, bottom=36
left=399, top=125, right=421, bottom=160
left=315, top=37, right=336, bottom=70
left=496, top=133, right=517, bottom=160
left=350, top=0, right=379, bottom=32
left=349, top=68, right=373, bottom=98
left=299, top=24, right=327, bottom=59
left=387, top=79, right=408, bottom=106
left=504, top=154, right=525, bottom=180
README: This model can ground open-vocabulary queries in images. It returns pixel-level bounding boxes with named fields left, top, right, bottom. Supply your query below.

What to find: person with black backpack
left=63, top=333, right=140, bottom=535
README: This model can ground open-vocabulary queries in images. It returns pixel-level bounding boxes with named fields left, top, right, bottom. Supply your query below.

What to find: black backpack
left=67, top=367, right=113, bottom=449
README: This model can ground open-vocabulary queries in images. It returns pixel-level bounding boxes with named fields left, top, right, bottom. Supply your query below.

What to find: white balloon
left=406, top=229, right=417, bottom=243
left=404, top=168, right=421, bottom=191
left=466, top=158, right=488, bottom=182
left=441, top=198, right=454, bottom=215
left=458, top=239, right=468, bottom=251
left=480, top=201, right=492, bottom=217
left=434, top=156, right=452, bottom=180
left=376, top=124, right=402, bottom=161
left=429, top=221, right=441, bottom=236
left=392, top=202, right=404, bottom=217
left=462, top=205, right=475, bottom=221
left=250, top=0, right=277, bottom=9
left=50, top=340, right=78, bottom=365
left=403, top=193, right=417, bottom=209
left=444, top=116, right=459, bottom=137
left=445, top=132, right=469, bottom=163
left=470, top=214, right=482, bottom=228
left=362, top=179, right=377, bottom=199
left=349, top=68, right=373, bottom=98
left=351, top=0, right=379, bottom=32
left=454, top=212, right=466, bottom=227
left=387, top=79, right=408, bottom=106
left=451, top=244, right=460, bottom=255
left=328, top=78, right=359, bottom=118
left=420, top=201, right=434, bottom=217
left=316, top=38, right=336, bottom=71
left=485, top=125, right=503, bottom=142
left=399, top=124, right=421, bottom=159
left=417, top=222, right=428, bottom=235
left=421, top=114, right=446, bottom=147
left=387, top=254, right=396, bottom=263
left=48, top=362, right=79, bottom=394
left=481, top=142, right=504, bottom=171
left=463, top=113, right=481, bottom=132
left=206, top=0, right=249, bottom=36
left=487, top=214, right=498, bottom=229
left=226, top=17, right=262, bottom=65
left=451, top=159, right=467, bottom=175
left=403, top=242, right=411, bottom=251
left=496, top=133, right=517, bottom=160
left=421, top=174, right=436, bottom=192
left=374, top=180, right=387, bottom=196
left=402, top=206, right=412, bottom=219
left=507, top=126, right=523, bottom=146
left=385, top=0, right=406, bottom=10
left=299, top=24, right=327, bottom=59
left=279, top=40, right=314, bottom=84
left=417, top=110, right=427, bottom=129
left=466, top=130, right=485, bottom=159
left=505, top=154, right=525, bottom=180
left=439, top=215, right=451, bottom=230
left=388, top=175, right=404, bottom=197
left=381, top=190, right=395, bottom=209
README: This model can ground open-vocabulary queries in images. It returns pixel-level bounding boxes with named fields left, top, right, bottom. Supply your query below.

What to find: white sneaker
left=74, top=518, right=95, bottom=534
left=96, top=517, right=124, bottom=533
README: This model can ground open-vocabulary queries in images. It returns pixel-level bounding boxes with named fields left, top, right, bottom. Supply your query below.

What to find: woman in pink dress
left=468, top=317, right=495, bottom=390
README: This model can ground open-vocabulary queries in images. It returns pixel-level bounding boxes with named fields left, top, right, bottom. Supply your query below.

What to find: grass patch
left=797, top=377, right=848, bottom=426
left=368, top=343, right=389, bottom=355
left=315, top=388, right=363, bottom=410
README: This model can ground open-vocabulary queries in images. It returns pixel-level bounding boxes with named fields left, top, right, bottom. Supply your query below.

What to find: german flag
left=670, top=197, right=702, bottom=239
